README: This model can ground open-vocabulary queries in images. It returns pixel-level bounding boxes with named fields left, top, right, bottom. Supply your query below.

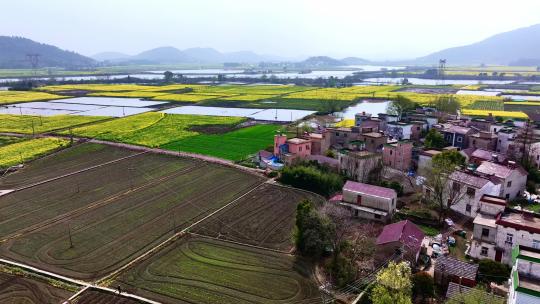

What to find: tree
left=387, top=95, right=415, bottom=120
left=423, top=150, right=466, bottom=225
left=432, top=96, right=460, bottom=114
left=371, top=261, right=412, bottom=304
left=279, top=164, right=344, bottom=196
left=477, top=259, right=510, bottom=285
left=295, top=200, right=331, bottom=258
left=424, top=128, right=446, bottom=149
left=412, top=272, right=434, bottom=303
left=163, top=70, right=174, bottom=82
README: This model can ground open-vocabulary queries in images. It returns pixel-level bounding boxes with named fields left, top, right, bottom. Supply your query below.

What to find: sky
left=1, top=0, right=540, bottom=60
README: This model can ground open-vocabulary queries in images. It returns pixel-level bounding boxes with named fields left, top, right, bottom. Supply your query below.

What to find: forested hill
left=0, top=36, right=95, bottom=69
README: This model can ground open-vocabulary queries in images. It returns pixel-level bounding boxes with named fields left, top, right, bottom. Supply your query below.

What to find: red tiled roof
left=343, top=180, right=396, bottom=199
left=376, top=220, right=425, bottom=253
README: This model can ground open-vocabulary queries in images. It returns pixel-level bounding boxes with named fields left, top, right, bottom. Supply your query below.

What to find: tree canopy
left=432, top=96, right=460, bottom=114
left=424, top=128, right=446, bottom=149
left=387, top=95, right=416, bottom=119
left=371, top=261, right=412, bottom=304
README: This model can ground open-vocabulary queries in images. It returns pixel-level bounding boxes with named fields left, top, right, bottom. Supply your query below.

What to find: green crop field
left=64, top=112, right=246, bottom=147
left=0, top=138, right=69, bottom=169
left=0, top=91, right=67, bottom=105
left=116, top=237, right=319, bottom=304
left=0, top=114, right=108, bottom=134
left=162, top=124, right=278, bottom=160
left=0, top=136, right=24, bottom=147
left=467, top=100, right=505, bottom=111
left=0, top=149, right=263, bottom=280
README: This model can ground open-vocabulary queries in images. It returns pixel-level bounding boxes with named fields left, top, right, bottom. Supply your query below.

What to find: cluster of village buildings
left=257, top=109, right=540, bottom=303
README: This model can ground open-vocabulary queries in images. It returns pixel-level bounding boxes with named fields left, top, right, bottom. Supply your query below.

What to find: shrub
left=412, top=271, right=434, bottom=300
left=477, top=259, right=510, bottom=284
left=279, top=164, right=344, bottom=196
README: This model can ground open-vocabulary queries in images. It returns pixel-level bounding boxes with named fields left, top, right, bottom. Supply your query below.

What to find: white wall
left=496, top=225, right=540, bottom=265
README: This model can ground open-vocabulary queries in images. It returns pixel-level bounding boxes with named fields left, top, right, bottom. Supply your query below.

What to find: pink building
left=286, top=138, right=311, bottom=157
left=382, top=141, right=413, bottom=171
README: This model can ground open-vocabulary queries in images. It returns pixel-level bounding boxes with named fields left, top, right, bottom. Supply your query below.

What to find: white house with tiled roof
left=476, top=161, right=527, bottom=200
left=340, top=180, right=397, bottom=222
left=447, top=171, right=501, bottom=218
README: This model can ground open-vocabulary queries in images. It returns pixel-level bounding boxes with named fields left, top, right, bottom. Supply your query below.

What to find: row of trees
left=278, top=163, right=344, bottom=196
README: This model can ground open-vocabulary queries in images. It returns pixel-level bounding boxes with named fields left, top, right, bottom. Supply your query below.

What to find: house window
left=299, top=147, right=302, bottom=152
left=336, top=132, right=339, bottom=136
left=456, top=137, right=463, bottom=143
left=473, top=140, right=476, bottom=145
left=533, top=240, right=540, bottom=249
left=466, top=204, right=472, bottom=212
left=466, top=187, right=475, bottom=197
left=505, top=194, right=510, bottom=199
left=374, top=214, right=382, bottom=219
left=344, top=133, right=348, bottom=137
left=481, top=247, right=488, bottom=256
left=481, top=228, right=490, bottom=237
left=507, top=181, right=512, bottom=188
left=506, top=233, right=513, bottom=245
left=306, top=145, right=310, bottom=150
left=453, top=182, right=461, bottom=192
left=390, top=150, right=393, bottom=155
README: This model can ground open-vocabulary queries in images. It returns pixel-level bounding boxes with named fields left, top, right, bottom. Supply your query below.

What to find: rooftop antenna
left=438, top=59, right=446, bottom=85
left=26, top=54, right=40, bottom=77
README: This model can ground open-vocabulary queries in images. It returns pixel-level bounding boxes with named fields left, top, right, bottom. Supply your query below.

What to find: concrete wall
left=449, top=182, right=501, bottom=218
left=496, top=225, right=540, bottom=265
left=342, top=189, right=396, bottom=214
left=383, top=143, right=413, bottom=171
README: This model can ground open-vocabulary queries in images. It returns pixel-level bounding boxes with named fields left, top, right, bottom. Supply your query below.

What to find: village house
left=469, top=207, right=540, bottom=265
left=338, top=151, right=382, bottom=183
left=375, top=220, right=425, bottom=266
left=475, top=160, right=528, bottom=200
left=463, top=148, right=506, bottom=166
left=469, top=116, right=494, bottom=132
left=358, top=132, right=387, bottom=153
left=339, top=180, right=397, bottom=222
left=328, top=127, right=360, bottom=146
left=439, top=124, right=475, bottom=150
left=417, top=149, right=441, bottom=176
left=386, top=121, right=417, bottom=140
left=354, top=112, right=380, bottom=132
left=470, top=131, right=498, bottom=151
left=382, top=141, right=413, bottom=171
left=447, top=171, right=501, bottom=218
left=405, top=113, right=438, bottom=130
left=377, top=113, right=399, bottom=131
left=468, top=195, right=507, bottom=262
left=496, top=128, right=517, bottom=155
left=434, top=255, right=478, bottom=291
left=508, top=245, right=540, bottom=304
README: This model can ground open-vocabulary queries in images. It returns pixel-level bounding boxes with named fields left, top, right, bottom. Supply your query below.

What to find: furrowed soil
left=0, top=272, right=73, bottom=303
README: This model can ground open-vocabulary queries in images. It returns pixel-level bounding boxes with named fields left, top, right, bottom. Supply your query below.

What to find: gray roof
left=435, top=255, right=478, bottom=281
left=450, top=171, right=491, bottom=189
left=446, top=282, right=504, bottom=302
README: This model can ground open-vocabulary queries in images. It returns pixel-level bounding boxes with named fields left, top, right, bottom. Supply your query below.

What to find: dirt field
left=194, top=183, right=323, bottom=251
left=0, top=150, right=264, bottom=280
left=116, top=236, right=320, bottom=304
left=0, top=142, right=138, bottom=189
left=73, top=288, right=143, bottom=304
left=0, top=272, right=73, bottom=303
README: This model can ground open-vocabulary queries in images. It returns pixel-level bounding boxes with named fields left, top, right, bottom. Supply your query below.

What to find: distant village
left=256, top=107, right=540, bottom=304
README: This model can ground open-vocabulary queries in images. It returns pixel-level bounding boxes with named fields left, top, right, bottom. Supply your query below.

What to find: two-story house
left=340, top=180, right=397, bottom=222
left=440, top=125, right=475, bottom=150
left=448, top=171, right=501, bottom=218
left=382, top=141, right=413, bottom=171
left=476, top=161, right=528, bottom=200
left=469, top=195, right=507, bottom=261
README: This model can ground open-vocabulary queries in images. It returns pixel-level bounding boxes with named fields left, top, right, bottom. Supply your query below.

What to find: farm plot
left=0, top=137, right=69, bottom=170
left=0, top=272, right=73, bottom=303
left=116, top=237, right=319, bottom=304
left=0, top=153, right=264, bottom=280
left=0, top=143, right=138, bottom=189
left=64, top=112, right=246, bottom=147
left=162, top=124, right=278, bottom=161
left=73, top=289, right=143, bottom=304
left=0, top=114, right=107, bottom=134
left=194, top=183, right=322, bottom=251
left=0, top=90, right=67, bottom=105
left=0, top=135, right=23, bottom=147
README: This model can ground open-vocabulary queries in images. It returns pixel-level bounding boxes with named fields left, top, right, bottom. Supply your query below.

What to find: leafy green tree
left=387, top=95, right=416, bottom=119
left=424, top=128, right=446, bottom=149
left=412, top=272, right=434, bottom=303
left=295, top=200, right=331, bottom=257
left=371, top=261, right=412, bottom=304
left=432, top=150, right=465, bottom=168
left=477, top=259, right=510, bottom=284
left=432, top=95, right=460, bottom=114
left=163, top=70, right=174, bottom=82
left=278, top=165, right=344, bottom=196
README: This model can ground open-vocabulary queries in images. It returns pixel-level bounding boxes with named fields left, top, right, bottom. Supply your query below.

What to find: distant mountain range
left=92, top=47, right=289, bottom=64
left=416, top=23, right=540, bottom=65
left=3, top=23, right=540, bottom=69
left=0, top=36, right=95, bottom=69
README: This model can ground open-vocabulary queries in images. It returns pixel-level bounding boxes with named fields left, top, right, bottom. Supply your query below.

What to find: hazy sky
left=2, top=0, right=540, bottom=60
